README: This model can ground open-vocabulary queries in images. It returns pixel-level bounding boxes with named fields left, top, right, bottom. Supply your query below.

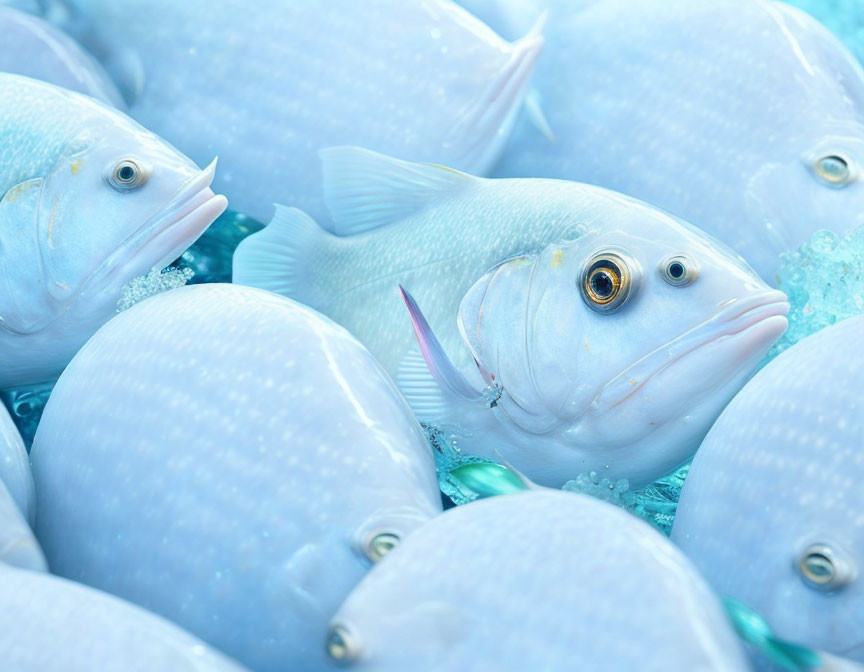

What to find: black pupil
left=118, top=165, right=135, bottom=181
left=669, top=262, right=685, bottom=279
left=592, top=270, right=614, bottom=298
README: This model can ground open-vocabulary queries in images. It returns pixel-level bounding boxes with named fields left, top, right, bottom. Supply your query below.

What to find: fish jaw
left=592, top=290, right=790, bottom=414
left=82, top=158, right=227, bottom=300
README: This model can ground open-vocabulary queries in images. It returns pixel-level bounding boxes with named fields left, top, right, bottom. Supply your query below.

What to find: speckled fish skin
left=30, top=283, right=442, bottom=671
left=0, top=74, right=226, bottom=388
left=0, top=563, right=246, bottom=671
left=234, top=148, right=788, bottom=488
left=0, top=395, right=34, bottom=524
left=0, top=366, right=43, bottom=570
left=327, top=490, right=750, bottom=671
left=487, top=0, right=864, bottom=282
left=0, top=7, right=123, bottom=106
left=57, top=0, right=542, bottom=224
left=671, top=315, right=864, bottom=662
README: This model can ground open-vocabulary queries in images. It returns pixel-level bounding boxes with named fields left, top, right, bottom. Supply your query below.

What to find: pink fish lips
left=90, top=158, right=228, bottom=292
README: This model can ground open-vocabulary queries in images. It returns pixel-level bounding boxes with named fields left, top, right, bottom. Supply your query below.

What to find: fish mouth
left=592, top=290, right=790, bottom=413
left=84, top=158, right=227, bottom=295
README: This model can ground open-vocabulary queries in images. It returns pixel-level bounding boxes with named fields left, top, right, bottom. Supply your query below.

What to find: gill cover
left=0, top=177, right=60, bottom=334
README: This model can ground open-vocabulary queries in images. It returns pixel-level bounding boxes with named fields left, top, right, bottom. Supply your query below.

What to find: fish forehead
left=337, top=491, right=746, bottom=668
left=35, top=284, right=438, bottom=515
left=65, top=0, right=535, bottom=222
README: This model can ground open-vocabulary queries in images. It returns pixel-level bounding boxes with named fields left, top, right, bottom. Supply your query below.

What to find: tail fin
left=232, top=205, right=331, bottom=308
left=445, top=13, right=545, bottom=174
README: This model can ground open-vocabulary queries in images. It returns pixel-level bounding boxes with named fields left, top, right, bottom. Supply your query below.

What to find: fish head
left=457, top=204, right=789, bottom=485
left=1, top=120, right=226, bottom=336
left=747, top=127, right=864, bottom=262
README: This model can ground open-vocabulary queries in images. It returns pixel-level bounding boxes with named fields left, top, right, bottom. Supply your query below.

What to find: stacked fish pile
left=0, top=1, right=861, bottom=670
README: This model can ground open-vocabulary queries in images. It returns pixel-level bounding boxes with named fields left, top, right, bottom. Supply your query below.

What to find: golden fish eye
left=326, top=624, right=360, bottom=663
left=108, top=158, right=149, bottom=191
left=814, top=154, right=852, bottom=186
left=364, top=531, right=400, bottom=563
left=798, top=544, right=855, bottom=591
left=659, top=255, right=698, bottom=287
left=580, top=251, right=638, bottom=313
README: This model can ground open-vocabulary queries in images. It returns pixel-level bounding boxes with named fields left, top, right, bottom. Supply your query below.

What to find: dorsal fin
left=320, top=146, right=478, bottom=236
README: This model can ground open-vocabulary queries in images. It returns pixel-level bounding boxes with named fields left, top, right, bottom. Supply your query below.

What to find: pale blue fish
left=0, top=409, right=44, bottom=572
left=325, top=489, right=750, bottom=671
left=51, top=0, right=542, bottom=224
left=31, top=283, right=442, bottom=671
left=0, top=74, right=227, bottom=388
left=672, top=315, right=864, bottom=663
left=0, top=563, right=245, bottom=671
left=234, top=147, right=788, bottom=488
left=484, top=0, right=864, bottom=282
left=0, top=7, right=122, bottom=106
left=0, top=478, right=44, bottom=571
left=0, top=392, right=34, bottom=523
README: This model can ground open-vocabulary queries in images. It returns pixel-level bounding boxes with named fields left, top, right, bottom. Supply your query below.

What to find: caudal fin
left=445, top=13, right=545, bottom=174
left=232, top=205, right=331, bottom=308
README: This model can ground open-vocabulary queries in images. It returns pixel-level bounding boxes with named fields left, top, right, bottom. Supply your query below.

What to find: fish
left=0, top=562, right=245, bottom=671
left=671, top=314, right=864, bottom=663
left=234, top=147, right=789, bottom=488
left=484, top=0, right=864, bottom=282
left=325, top=489, right=751, bottom=671
left=0, top=73, right=227, bottom=388
left=52, top=0, right=543, bottom=224
left=0, top=403, right=44, bottom=571
left=0, top=392, right=35, bottom=524
left=30, top=283, right=443, bottom=671
left=0, top=7, right=123, bottom=106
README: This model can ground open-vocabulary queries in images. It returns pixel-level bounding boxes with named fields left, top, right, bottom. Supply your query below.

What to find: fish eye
left=814, top=154, right=853, bottom=187
left=797, top=544, right=856, bottom=591
left=326, top=624, right=360, bottom=663
left=659, top=255, right=698, bottom=287
left=579, top=250, right=639, bottom=313
left=107, top=158, right=149, bottom=191
left=364, top=530, right=400, bottom=563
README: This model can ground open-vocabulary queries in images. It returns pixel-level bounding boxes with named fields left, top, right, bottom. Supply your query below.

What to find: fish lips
left=592, top=290, right=790, bottom=414
left=83, top=158, right=227, bottom=299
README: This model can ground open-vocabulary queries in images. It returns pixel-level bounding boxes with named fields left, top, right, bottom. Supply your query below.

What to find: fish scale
left=672, top=314, right=864, bottom=663
left=31, top=283, right=442, bottom=671
left=60, top=0, right=542, bottom=224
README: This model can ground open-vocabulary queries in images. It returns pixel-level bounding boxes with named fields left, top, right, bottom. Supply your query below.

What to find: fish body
left=0, top=404, right=44, bottom=571
left=0, top=396, right=34, bottom=524
left=235, top=148, right=788, bottom=487
left=489, top=0, right=864, bottom=281
left=0, top=7, right=122, bottom=106
left=671, top=315, right=864, bottom=663
left=58, top=0, right=541, bottom=223
left=0, top=74, right=226, bottom=388
left=30, top=283, right=442, bottom=671
left=326, top=490, right=750, bottom=671
left=0, top=563, right=245, bottom=671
